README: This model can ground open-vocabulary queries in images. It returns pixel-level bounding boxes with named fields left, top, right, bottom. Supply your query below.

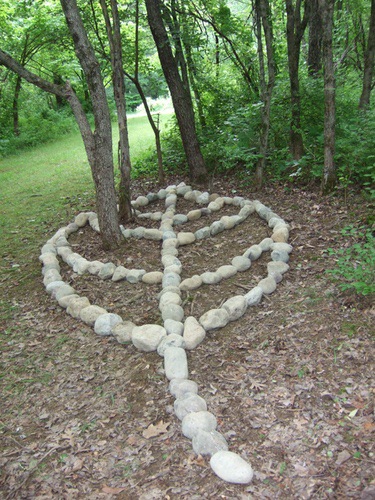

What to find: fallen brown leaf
left=142, top=420, right=170, bottom=439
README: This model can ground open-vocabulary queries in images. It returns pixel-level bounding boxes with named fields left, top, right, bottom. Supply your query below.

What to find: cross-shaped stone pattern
left=40, top=182, right=292, bottom=484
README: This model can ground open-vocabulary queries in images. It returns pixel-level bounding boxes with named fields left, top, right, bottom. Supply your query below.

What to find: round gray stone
left=222, top=295, right=247, bottom=321
left=112, top=321, right=135, bottom=343
left=210, top=221, right=225, bottom=236
left=180, top=275, right=202, bottom=291
left=142, top=271, right=163, bottom=284
left=161, top=303, right=184, bottom=322
left=231, top=256, right=251, bottom=272
left=98, top=262, right=116, bottom=280
left=244, top=245, right=262, bottom=261
left=164, top=319, right=184, bottom=336
left=181, top=411, right=217, bottom=439
left=201, top=272, right=221, bottom=285
left=132, top=324, right=167, bottom=352
left=80, top=305, right=108, bottom=326
left=183, top=316, right=206, bottom=349
left=199, top=308, right=229, bottom=331
left=94, top=313, right=123, bottom=336
left=271, top=249, right=290, bottom=263
left=169, top=378, right=198, bottom=398
left=174, top=392, right=207, bottom=420
left=177, top=232, right=196, bottom=246
left=157, top=334, right=186, bottom=356
left=126, top=269, right=146, bottom=283
left=216, top=265, right=237, bottom=279
left=258, top=276, right=277, bottom=294
left=192, top=429, right=228, bottom=456
left=67, top=297, right=91, bottom=319
left=267, top=261, right=290, bottom=275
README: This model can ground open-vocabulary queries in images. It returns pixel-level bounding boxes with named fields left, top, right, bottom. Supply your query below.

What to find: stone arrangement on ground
left=39, top=182, right=292, bottom=484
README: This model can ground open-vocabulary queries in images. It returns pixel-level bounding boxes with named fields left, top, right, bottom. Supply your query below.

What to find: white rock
left=80, top=305, right=108, bottom=326
left=164, top=346, right=188, bottom=380
left=183, top=316, right=206, bottom=349
left=231, top=256, right=251, bottom=272
left=216, top=265, right=237, bottom=279
left=201, top=272, right=221, bottom=285
left=271, top=249, right=290, bottom=263
left=126, top=269, right=146, bottom=283
left=222, top=296, right=247, bottom=321
left=67, top=297, right=91, bottom=319
left=132, top=324, right=167, bottom=352
left=259, top=237, right=274, bottom=251
left=157, top=334, right=186, bottom=356
left=267, top=261, right=290, bottom=275
left=195, top=227, right=210, bottom=239
left=180, top=275, right=202, bottom=291
left=169, top=378, right=198, bottom=398
left=143, top=228, right=162, bottom=240
left=142, top=271, right=163, bottom=284
left=94, top=313, right=123, bottom=336
left=112, top=266, right=129, bottom=282
left=74, top=212, right=90, bottom=227
left=210, top=221, right=225, bottom=236
left=258, top=276, right=277, bottom=294
left=164, top=319, right=184, bottom=336
left=159, top=292, right=182, bottom=310
left=244, top=245, right=262, bottom=261
left=98, top=262, right=116, bottom=280
left=199, top=309, right=229, bottom=330
left=272, top=226, right=289, bottom=242
left=162, top=272, right=181, bottom=288
left=192, top=429, right=228, bottom=456
left=174, top=392, right=207, bottom=420
left=181, top=411, right=217, bottom=439
left=210, top=451, right=254, bottom=484
left=54, top=285, right=76, bottom=301
left=87, top=260, right=104, bottom=275
left=45, top=279, right=64, bottom=294
left=220, top=216, right=236, bottom=230
left=112, top=321, right=135, bottom=344
left=187, top=209, right=202, bottom=221
left=161, top=303, right=184, bottom=322
left=177, top=232, right=196, bottom=246
left=244, top=286, right=263, bottom=306
left=271, top=242, right=293, bottom=254
left=58, top=293, right=80, bottom=309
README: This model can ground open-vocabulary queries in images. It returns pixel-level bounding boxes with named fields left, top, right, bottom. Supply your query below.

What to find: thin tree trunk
left=12, top=75, right=21, bottom=136
left=254, top=0, right=276, bottom=189
left=319, top=0, right=336, bottom=194
left=359, top=0, right=375, bottom=109
left=285, top=0, right=309, bottom=161
left=145, top=0, right=208, bottom=185
left=100, top=0, right=132, bottom=223
left=307, top=0, right=323, bottom=76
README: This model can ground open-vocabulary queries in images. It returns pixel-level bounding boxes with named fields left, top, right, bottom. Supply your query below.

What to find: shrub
left=326, top=225, right=375, bottom=296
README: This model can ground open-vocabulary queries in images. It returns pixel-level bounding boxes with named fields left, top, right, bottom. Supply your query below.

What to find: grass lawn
left=0, top=113, right=172, bottom=289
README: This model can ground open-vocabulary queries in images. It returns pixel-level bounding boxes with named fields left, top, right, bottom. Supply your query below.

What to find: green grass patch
left=0, top=113, right=173, bottom=293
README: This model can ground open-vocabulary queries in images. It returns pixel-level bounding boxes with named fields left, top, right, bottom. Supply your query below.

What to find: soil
left=1, top=176, right=374, bottom=499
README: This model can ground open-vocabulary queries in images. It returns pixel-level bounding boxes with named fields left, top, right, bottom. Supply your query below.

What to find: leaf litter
left=0, top=177, right=374, bottom=499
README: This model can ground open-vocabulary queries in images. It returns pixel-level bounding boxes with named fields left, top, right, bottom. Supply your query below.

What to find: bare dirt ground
left=1, top=177, right=374, bottom=499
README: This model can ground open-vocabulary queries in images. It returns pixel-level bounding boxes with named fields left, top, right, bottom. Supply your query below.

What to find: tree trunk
left=60, top=0, right=122, bottom=249
left=307, top=0, right=323, bottom=76
left=319, top=0, right=336, bottom=194
left=359, top=0, right=375, bottom=109
left=145, top=0, right=208, bottom=185
left=12, top=75, right=21, bottom=136
left=100, top=0, right=133, bottom=223
left=254, top=0, right=276, bottom=189
left=285, top=0, right=309, bottom=161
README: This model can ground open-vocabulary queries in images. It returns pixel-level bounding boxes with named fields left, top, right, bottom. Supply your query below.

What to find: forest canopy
left=0, top=0, right=374, bottom=217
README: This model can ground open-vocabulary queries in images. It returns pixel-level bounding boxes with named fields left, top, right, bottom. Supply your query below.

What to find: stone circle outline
left=40, top=182, right=292, bottom=483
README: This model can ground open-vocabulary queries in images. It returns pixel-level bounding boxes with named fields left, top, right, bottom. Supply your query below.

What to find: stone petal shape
left=199, top=309, right=229, bottom=331
left=80, top=305, right=108, bottom=326
left=222, top=295, right=247, bottom=322
left=169, top=379, right=198, bottom=399
left=164, top=346, right=188, bottom=380
left=210, top=451, right=254, bottom=484
left=181, top=411, right=217, bottom=439
left=174, top=392, right=207, bottom=420
left=132, top=324, right=167, bottom=352
left=94, top=313, right=123, bottom=336
left=192, top=429, right=228, bottom=456
left=183, top=316, right=206, bottom=349
left=112, top=321, right=135, bottom=344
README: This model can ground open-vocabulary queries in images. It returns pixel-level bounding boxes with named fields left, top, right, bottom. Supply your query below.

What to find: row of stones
left=39, top=182, right=291, bottom=483
left=154, top=186, right=254, bottom=484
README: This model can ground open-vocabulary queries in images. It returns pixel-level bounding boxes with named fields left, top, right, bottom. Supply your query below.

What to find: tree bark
left=359, top=0, right=375, bottom=109
left=307, top=0, right=322, bottom=76
left=285, top=0, right=309, bottom=161
left=145, top=0, right=208, bottom=185
left=100, top=0, right=133, bottom=223
left=254, top=0, right=276, bottom=189
left=319, top=0, right=336, bottom=194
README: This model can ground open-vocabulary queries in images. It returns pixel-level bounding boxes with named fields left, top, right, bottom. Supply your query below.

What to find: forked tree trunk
left=145, top=0, right=208, bottom=185
left=319, top=0, right=336, bottom=194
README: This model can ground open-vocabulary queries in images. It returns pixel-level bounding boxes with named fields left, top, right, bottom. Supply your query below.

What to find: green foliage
left=326, top=225, right=375, bottom=296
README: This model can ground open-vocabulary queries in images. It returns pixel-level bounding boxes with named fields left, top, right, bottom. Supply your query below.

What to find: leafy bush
left=326, top=225, right=375, bottom=296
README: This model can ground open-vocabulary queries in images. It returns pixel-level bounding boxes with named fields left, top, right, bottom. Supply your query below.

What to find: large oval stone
left=210, top=451, right=254, bottom=484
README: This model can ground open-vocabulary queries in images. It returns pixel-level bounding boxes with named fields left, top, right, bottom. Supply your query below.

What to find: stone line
left=40, top=182, right=292, bottom=484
